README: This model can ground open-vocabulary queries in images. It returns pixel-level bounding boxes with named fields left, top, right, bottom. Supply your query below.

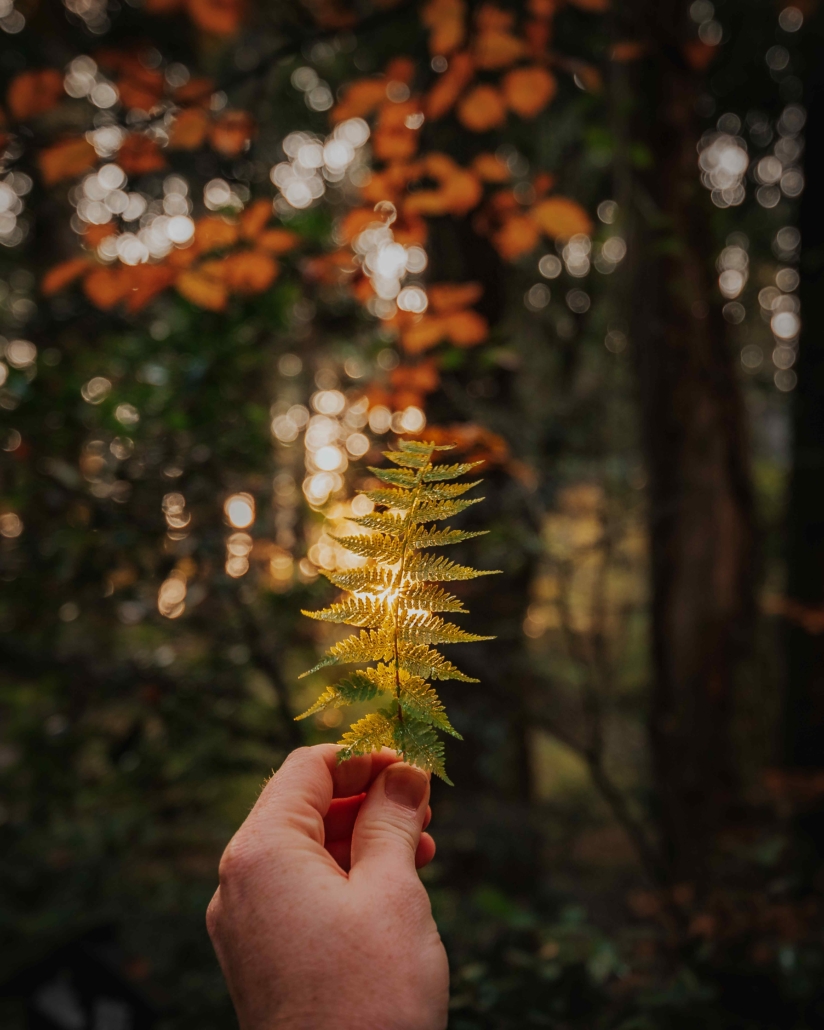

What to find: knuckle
left=217, top=835, right=254, bottom=885
left=205, top=892, right=221, bottom=939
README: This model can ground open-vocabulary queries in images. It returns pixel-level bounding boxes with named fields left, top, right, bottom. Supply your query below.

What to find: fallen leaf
left=176, top=268, right=227, bottom=310
left=186, top=0, right=245, bottom=35
left=8, top=69, right=64, bottom=121
left=429, top=281, right=483, bottom=313
left=502, top=66, right=557, bottom=118
left=210, top=110, right=254, bottom=156
left=422, top=0, right=467, bottom=55
left=169, top=107, right=210, bottom=149
left=472, top=152, right=511, bottom=182
left=493, top=213, right=540, bottom=259
left=41, top=257, right=90, bottom=296
left=239, top=198, right=273, bottom=239
left=424, top=50, right=474, bottom=119
left=456, top=84, right=506, bottom=132
left=193, top=216, right=239, bottom=254
left=39, top=138, right=97, bottom=186
left=532, top=196, right=593, bottom=238
left=83, top=265, right=131, bottom=309
left=118, top=134, right=167, bottom=175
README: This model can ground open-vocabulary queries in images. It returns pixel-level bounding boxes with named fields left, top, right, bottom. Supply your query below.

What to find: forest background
left=2, top=0, right=824, bottom=1026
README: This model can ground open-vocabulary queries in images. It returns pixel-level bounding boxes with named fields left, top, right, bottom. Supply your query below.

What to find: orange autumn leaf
left=392, top=215, right=428, bottom=247
left=683, top=40, right=717, bottom=71
left=493, top=214, right=540, bottom=259
left=361, top=163, right=421, bottom=205
left=528, top=0, right=557, bottom=17
left=173, top=76, right=214, bottom=106
left=404, top=153, right=482, bottom=217
left=445, top=309, right=488, bottom=347
left=340, top=208, right=380, bottom=243
left=422, top=0, right=466, bottom=55
left=193, top=216, right=239, bottom=254
left=331, top=78, right=388, bottom=122
left=219, top=250, right=279, bottom=293
left=531, top=196, right=593, bottom=238
left=186, top=0, right=245, bottom=35
left=502, top=66, right=557, bottom=118
left=39, top=138, right=97, bottom=186
left=472, top=152, right=511, bottom=182
left=125, top=263, right=178, bottom=312
left=472, top=30, right=525, bottom=70
left=428, top=281, right=483, bottom=313
left=390, top=358, right=440, bottom=394
left=456, top=84, right=506, bottom=132
left=525, top=18, right=552, bottom=59
left=239, top=198, right=273, bottom=239
left=83, top=222, right=118, bottom=247
left=8, top=69, right=64, bottom=121
left=569, top=0, right=609, bottom=8
left=177, top=268, right=227, bottom=310
left=533, top=171, right=555, bottom=197
left=144, top=0, right=184, bottom=12
left=424, top=51, right=474, bottom=120
left=256, top=228, right=302, bottom=254
left=118, top=134, right=166, bottom=175
left=41, top=257, right=91, bottom=296
left=476, top=3, right=514, bottom=30
left=118, top=67, right=165, bottom=111
left=210, top=110, right=254, bottom=156
left=169, top=107, right=210, bottom=149
left=385, top=57, right=417, bottom=84
left=83, top=265, right=131, bottom=310
left=401, top=316, right=449, bottom=355
left=414, top=421, right=509, bottom=465
left=609, top=41, right=648, bottom=62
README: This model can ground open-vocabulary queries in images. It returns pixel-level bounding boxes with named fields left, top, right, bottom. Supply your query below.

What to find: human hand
left=206, top=744, right=449, bottom=1030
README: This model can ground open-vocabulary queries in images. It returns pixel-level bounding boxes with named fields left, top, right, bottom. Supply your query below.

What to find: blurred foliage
left=1, top=0, right=823, bottom=1027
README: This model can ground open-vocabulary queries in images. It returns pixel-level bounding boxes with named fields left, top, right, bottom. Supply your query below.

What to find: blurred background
left=2, top=0, right=824, bottom=1026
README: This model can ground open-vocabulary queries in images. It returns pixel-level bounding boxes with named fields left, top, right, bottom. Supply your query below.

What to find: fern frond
left=302, top=597, right=388, bottom=627
left=399, top=678, right=463, bottom=738
left=399, top=612, right=493, bottom=646
left=365, top=487, right=415, bottom=508
left=410, top=526, right=489, bottom=549
left=404, top=552, right=501, bottom=583
left=423, top=461, right=484, bottom=481
left=332, top=533, right=403, bottom=562
left=348, top=512, right=406, bottom=534
left=394, top=718, right=451, bottom=783
left=295, top=672, right=383, bottom=720
left=337, top=711, right=395, bottom=761
left=298, top=435, right=498, bottom=782
left=398, top=642, right=479, bottom=682
left=413, top=497, right=484, bottom=523
left=321, top=567, right=393, bottom=592
left=398, top=583, right=468, bottom=613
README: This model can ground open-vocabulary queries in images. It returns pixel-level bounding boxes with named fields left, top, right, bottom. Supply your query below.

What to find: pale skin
left=206, top=744, right=450, bottom=1030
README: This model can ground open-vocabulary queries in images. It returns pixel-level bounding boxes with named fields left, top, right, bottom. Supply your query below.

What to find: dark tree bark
left=616, top=3, right=757, bottom=884
left=782, top=13, right=824, bottom=777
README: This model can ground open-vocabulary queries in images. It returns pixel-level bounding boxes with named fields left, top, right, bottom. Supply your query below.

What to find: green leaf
left=398, top=643, right=479, bottom=682
left=393, top=717, right=451, bottom=783
left=399, top=439, right=454, bottom=452
left=424, top=480, right=482, bottom=500
left=399, top=679, right=463, bottom=739
left=326, top=628, right=395, bottom=666
left=321, top=567, right=393, bottom=592
left=294, top=672, right=382, bottom=720
left=348, top=511, right=406, bottom=534
left=412, top=497, right=484, bottom=523
left=423, top=461, right=484, bottom=482
left=381, top=450, right=430, bottom=469
left=366, top=487, right=416, bottom=508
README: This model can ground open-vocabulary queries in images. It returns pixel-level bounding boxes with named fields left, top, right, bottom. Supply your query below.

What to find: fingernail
left=384, top=764, right=428, bottom=811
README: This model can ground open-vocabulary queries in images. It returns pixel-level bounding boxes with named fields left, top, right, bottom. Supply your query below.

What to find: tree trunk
left=618, top=3, right=756, bottom=884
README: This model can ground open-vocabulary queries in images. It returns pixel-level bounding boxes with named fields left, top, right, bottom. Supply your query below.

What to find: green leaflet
left=298, top=438, right=499, bottom=782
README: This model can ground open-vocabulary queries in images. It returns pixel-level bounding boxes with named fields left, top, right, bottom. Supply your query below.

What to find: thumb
left=350, top=762, right=430, bottom=877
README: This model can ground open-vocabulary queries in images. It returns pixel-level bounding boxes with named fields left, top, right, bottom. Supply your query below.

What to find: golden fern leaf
left=404, top=552, right=501, bottom=583
left=298, top=437, right=499, bottom=781
left=331, top=533, right=403, bottom=563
